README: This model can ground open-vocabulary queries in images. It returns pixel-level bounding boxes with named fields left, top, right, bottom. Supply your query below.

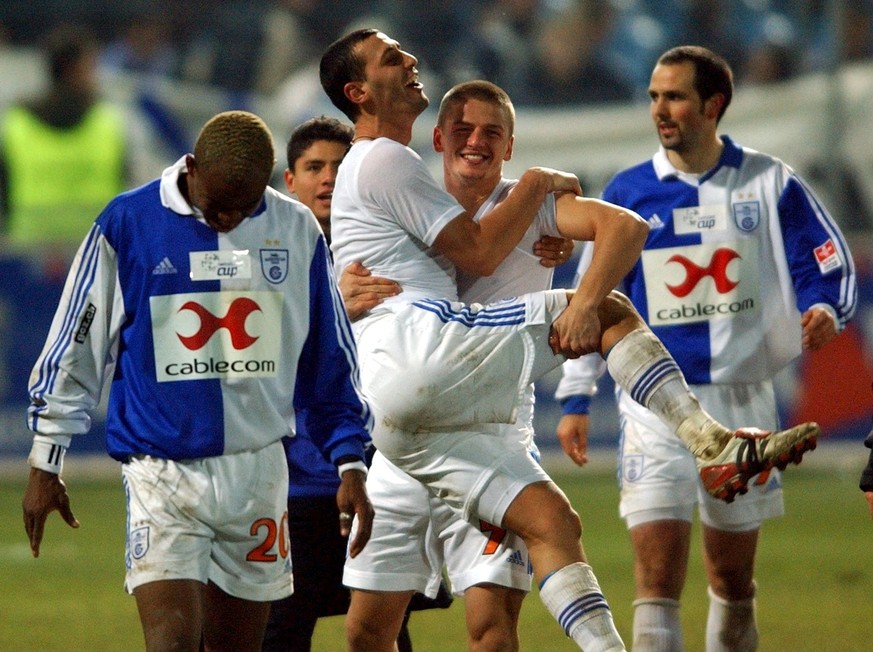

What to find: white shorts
left=355, top=291, right=565, bottom=524
left=618, top=381, right=784, bottom=532
left=357, top=291, right=567, bottom=445
left=343, top=451, right=533, bottom=598
left=122, top=441, right=292, bottom=601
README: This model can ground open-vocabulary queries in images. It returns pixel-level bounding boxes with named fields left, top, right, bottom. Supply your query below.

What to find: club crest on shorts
left=130, top=526, right=150, bottom=559
left=732, top=201, right=760, bottom=232
left=260, top=249, right=289, bottom=284
left=622, top=454, right=645, bottom=482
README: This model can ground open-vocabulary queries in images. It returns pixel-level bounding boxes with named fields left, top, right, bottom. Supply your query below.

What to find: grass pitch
left=1, top=455, right=870, bottom=651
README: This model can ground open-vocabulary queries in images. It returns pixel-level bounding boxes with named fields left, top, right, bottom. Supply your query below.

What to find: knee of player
left=600, top=290, right=643, bottom=328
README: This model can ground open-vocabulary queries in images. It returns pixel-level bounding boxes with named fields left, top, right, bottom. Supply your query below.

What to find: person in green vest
left=0, top=23, right=127, bottom=251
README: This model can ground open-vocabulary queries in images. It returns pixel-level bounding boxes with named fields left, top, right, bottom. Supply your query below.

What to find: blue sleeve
left=779, top=176, right=857, bottom=329
left=293, top=236, right=372, bottom=465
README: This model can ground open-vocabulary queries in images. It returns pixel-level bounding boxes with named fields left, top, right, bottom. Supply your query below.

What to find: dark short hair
left=42, top=23, right=97, bottom=84
left=657, top=45, right=734, bottom=122
left=286, top=116, right=354, bottom=171
left=437, top=80, right=516, bottom=136
left=320, top=28, right=379, bottom=122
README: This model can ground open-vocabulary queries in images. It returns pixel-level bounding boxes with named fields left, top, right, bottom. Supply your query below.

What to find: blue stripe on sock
left=558, top=592, right=611, bottom=635
left=630, top=358, right=680, bottom=405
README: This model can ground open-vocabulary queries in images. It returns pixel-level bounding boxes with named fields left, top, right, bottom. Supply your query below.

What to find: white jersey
left=458, top=178, right=561, bottom=434
left=330, top=137, right=463, bottom=306
left=345, top=177, right=563, bottom=596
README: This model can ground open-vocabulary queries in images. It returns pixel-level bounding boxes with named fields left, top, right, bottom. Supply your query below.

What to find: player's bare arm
left=433, top=167, right=581, bottom=276
left=22, top=467, right=79, bottom=557
left=551, top=195, right=648, bottom=357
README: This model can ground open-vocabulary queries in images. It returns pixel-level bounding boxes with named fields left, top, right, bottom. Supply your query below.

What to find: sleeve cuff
left=337, top=460, right=368, bottom=479
left=28, top=436, right=70, bottom=474
left=561, top=395, right=592, bottom=415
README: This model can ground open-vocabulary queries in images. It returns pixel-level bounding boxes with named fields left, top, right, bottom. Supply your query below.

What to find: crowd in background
left=2, top=0, right=873, bottom=108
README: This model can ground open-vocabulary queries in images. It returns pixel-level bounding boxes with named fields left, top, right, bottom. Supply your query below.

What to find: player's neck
left=446, top=175, right=499, bottom=215
left=355, top=114, right=414, bottom=146
left=667, top=134, right=723, bottom=174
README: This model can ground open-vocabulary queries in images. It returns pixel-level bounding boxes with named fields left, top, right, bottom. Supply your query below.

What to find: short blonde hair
left=193, top=111, right=275, bottom=190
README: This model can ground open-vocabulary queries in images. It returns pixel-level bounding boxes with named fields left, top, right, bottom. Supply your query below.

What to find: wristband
left=337, top=460, right=368, bottom=479
left=28, top=439, right=67, bottom=475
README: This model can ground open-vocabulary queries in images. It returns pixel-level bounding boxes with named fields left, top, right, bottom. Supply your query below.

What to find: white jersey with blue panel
left=557, top=135, right=857, bottom=402
left=27, top=158, right=371, bottom=464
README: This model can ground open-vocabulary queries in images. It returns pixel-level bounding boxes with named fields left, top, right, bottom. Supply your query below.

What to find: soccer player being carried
left=320, top=29, right=819, bottom=651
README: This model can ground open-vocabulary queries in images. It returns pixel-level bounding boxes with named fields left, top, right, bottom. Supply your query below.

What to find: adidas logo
left=152, top=257, right=177, bottom=275
left=506, top=550, right=525, bottom=567
left=647, top=213, right=665, bottom=230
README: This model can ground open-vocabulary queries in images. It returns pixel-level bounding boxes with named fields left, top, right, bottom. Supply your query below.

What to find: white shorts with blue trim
left=354, top=290, right=566, bottom=525
left=122, top=440, right=292, bottom=601
left=618, top=380, right=785, bottom=532
left=343, top=450, right=534, bottom=598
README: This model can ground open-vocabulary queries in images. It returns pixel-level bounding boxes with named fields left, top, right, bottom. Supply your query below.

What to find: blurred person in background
left=0, top=23, right=126, bottom=256
left=515, top=0, right=634, bottom=106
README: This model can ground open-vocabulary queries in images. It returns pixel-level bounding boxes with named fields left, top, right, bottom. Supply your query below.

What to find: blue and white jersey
left=559, top=135, right=857, bottom=396
left=27, top=158, right=371, bottom=463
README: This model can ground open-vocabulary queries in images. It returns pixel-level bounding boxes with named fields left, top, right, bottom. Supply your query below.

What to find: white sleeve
left=358, top=141, right=462, bottom=246
left=555, top=354, right=607, bottom=402
left=26, top=227, right=123, bottom=438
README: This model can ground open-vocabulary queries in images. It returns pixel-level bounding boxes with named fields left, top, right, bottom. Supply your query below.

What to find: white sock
left=539, top=562, right=626, bottom=652
left=606, top=330, right=728, bottom=457
left=706, top=585, right=758, bottom=652
left=633, top=597, right=683, bottom=652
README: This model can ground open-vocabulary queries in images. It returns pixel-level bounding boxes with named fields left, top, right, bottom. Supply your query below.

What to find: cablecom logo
left=643, top=240, right=760, bottom=327
left=664, top=248, right=740, bottom=298
left=150, top=291, right=282, bottom=381
left=176, top=298, right=261, bottom=350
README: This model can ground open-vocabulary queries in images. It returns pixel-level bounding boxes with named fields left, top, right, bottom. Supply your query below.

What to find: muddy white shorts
left=353, top=291, right=565, bottom=525
left=122, top=440, right=292, bottom=601
left=343, top=450, right=533, bottom=598
left=355, top=291, right=567, bottom=446
left=618, top=380, right=784, bottom=532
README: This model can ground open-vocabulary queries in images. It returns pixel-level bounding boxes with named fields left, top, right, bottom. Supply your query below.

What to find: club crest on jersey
left=130, top=526, right=150, bottom=560
left=732, top=201, right=761, bottom=232
left=260, top=249, right=289, bottom=284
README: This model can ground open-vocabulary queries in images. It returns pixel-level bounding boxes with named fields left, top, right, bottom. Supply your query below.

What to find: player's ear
left=345, top=80, right=366, bottom=107
left=704, top=93, right=725, bottom=121
left=283, top=168, right=295, bottom=194
left=433, top=126, right=444, bottom=153
left=504, top=134, right=514, bottom=162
